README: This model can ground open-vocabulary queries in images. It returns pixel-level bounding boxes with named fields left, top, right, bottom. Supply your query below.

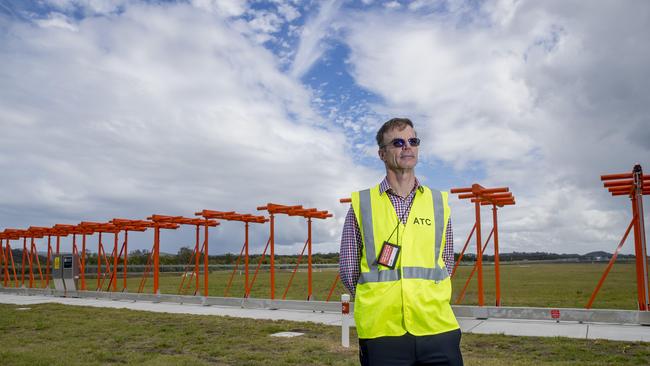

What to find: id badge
left=377, top=241, right=400, bottom=269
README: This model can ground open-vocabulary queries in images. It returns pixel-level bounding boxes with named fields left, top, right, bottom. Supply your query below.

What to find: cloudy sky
left=1, top=0, right=648, bottom=256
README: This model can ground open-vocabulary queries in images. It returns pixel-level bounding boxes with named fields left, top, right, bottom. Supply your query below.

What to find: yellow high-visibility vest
left=351, top=184, right=459, bottom=339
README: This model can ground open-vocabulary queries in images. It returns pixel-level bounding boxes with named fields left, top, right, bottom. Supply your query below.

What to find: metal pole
left=270, top=213, right=275, bottom=300
left=46, top=235, right=52, bottom=288
left=28, top=237, right=35, bottom=288
left=154, top=226, right=160, bottom=295
left=245, top=222, right=249, bottom=296
left=113, top=232, right=118, bottom=292
left=341, top=293, right=350, bottom=348
left=97, top=232, right=102, bottom=291
left=195, top=225, right=199, bottom=293
left=21, top=237, right=26, bottom=287
left=56, top=235, right=60, bottom=255
left=308, top=217, right=313, bottom=301
left=2, top=239, right=7, bottom=287
left=204, top=219, right=209, bottom=298
left=493, top=205, right=501, bottom=307
left=634, top=164, right=649, bottom=310
left=475, top=200, right=484, bottom=306
left=123, top=230, right=128, bottom=291
left=81, top=233, right=86, bottom=290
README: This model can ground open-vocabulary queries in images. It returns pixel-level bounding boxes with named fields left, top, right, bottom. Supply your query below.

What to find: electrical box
left=52, top=253, right=79, bottom=293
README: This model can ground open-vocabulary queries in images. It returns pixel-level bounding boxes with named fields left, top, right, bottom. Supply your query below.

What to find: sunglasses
left=381, top=137, right=421, bottom=149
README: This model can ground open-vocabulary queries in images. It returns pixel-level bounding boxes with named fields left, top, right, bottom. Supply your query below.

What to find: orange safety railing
left=450, top=184, right=515, bottom=307
left=587, top=164, right=649, bottom=310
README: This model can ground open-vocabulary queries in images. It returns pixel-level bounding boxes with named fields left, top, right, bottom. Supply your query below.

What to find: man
left=340, top=118, right=463, bottom=366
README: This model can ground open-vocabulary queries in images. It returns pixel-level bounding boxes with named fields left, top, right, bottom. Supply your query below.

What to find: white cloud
left=34, top=12, right=78, bottom=31
left=43, top=0, right=129, bottom=15
left=341, top=0, right=650, bottom=254
left=191, top=0, right=248, bottom=17
left=290, top=0, right=343, bottom=78
left=0, top=1, right=377, bottom=253
left=384, top=1, right=402, bottom=10
left=276, top=2, right=300, bottom=21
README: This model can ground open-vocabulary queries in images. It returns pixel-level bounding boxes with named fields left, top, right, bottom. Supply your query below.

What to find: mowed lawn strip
left=1, top=303, right=649, bottom=366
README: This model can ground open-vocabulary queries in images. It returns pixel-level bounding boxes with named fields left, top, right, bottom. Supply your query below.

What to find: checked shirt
left=339, top=178, right=455, bottom=297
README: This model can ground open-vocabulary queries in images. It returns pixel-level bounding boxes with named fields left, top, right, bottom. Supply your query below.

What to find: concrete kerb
left=2, top=287, right=649, bottom=325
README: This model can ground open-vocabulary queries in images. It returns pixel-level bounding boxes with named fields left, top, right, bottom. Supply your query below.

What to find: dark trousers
left=359, top=329, right=463, bottom=366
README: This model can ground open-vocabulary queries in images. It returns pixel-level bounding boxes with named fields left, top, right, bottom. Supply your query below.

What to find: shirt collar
left=379, top=177, right=424, bottom=196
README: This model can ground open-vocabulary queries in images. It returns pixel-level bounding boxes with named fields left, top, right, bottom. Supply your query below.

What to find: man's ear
left=378, top=148, right=385, bottom=161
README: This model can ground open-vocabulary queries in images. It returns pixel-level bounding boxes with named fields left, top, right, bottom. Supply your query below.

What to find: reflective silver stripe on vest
left=359, top=189, right=376, bottom=271
left=431, top=189, right=447, bottom=280
left=358, top=269, right=400, bottom=284
left=403, top=266, right=448, bottom=281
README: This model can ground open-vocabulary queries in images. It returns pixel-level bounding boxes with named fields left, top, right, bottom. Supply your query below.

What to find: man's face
left=378, top=125, right=419, bottom=171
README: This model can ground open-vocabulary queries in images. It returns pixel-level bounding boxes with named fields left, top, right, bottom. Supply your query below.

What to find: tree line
left=5, top=248, right=633, bottom=266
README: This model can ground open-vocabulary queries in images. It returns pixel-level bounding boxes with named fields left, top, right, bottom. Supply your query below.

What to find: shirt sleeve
left=339, top=206, right=361, bottom=297
left=443, top=217, right=455, bottom=276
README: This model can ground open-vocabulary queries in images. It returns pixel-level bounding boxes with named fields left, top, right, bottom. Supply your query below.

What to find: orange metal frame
left=110, top=219, right=150, bottom=292
left=255, top=203, right=332, bottom=300
left=587, top=164, right=649, bottom=310
left=149, top=216, right=218, bottom=296
left=195, top=210, right=266, bottom=298
left=1, top=230, right=21, bottom=287
left=450, top=184, right=515, bottom=306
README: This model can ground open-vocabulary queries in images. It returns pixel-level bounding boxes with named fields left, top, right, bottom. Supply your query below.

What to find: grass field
left=5, top=262, right=641, bottom=309
left=68, top=262, right=640, bottom=310
left=1, top=303, right=649, bottom=365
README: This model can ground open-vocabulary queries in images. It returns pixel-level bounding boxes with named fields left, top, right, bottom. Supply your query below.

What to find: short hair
left=375, top=118, right=415, bottom=146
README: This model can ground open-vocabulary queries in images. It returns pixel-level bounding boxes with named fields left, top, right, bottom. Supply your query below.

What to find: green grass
left=7, top=262, right=642, bottom=309
left=450, top=262, right=641, bottom=309
left=1, top=303, right=649, bottom=365
left=112, top=262, right=641, bottom=309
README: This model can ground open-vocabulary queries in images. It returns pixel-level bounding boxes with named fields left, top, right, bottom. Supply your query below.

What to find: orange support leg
left=282, top=238, right=308, bottom=300
left=203, top=221, right=209, bottom=297
left=224, top=241, right=246, bottom=297
left=246, top=236, right=270, bottom=298
left=492, top=205, right=501, bottom=306
left=123, top=231, right=128, bottom=291
left=270, top=213, right=275, bottom=300
left=45, top=236, right=52, bottom=288
left=452, top=223, right=476, bottom=278
left=586, top=216, right=636, bottom=309
left=307, top=217, right=313, bottom=301
left=455, top=228, right=494, bottom=305
left=245, top=222, right=249, bottom=296
left=475, top=200, right=484, bottom=306
left=21, top=237, right=27, bottom=287
left=112, top=232, right=118, bottom=292
left=326, top=273, right=340, bottom=302
left=154, top=226, right=160, bottom=295
left=80, top=234, right=86, bottom=290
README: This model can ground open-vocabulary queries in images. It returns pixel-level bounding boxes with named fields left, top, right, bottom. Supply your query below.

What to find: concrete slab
left=587, top=323, right=650, bottom=342
left=458, top=318, right=484, bottom=333
left=470, top=318, right=588, bottom=338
